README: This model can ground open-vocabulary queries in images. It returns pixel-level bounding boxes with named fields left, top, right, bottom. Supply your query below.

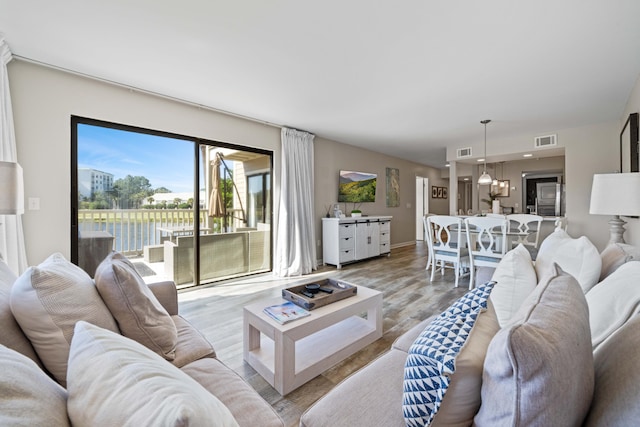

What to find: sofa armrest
left=147, top=280, right=179, bottom=315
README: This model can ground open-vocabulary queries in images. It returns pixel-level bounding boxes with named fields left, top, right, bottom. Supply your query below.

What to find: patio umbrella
left=208, top=154, right=225, bottom=218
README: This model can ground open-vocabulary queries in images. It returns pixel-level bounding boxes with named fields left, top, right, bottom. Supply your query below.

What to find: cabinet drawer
left=339, top=249, right=355, bottom=263
left=379, top=233, right=390, bottom=245
left=339, top=236, right=355, bottom=250
left=379, top=221, right=390, bottom=233
left=339, top=224, right=355, bottom=238
left=380, top=242, right=390, bottom=254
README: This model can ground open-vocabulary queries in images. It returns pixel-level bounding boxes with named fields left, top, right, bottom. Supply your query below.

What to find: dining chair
left=506, top=214, right=544, bottom=255
left=554, top=216, right=568, bottom=232
left=422, top=214, right=437, bottom=271
left=464, top=216, right=508, bottom=289
left=426, top=215, right=470, bottom=288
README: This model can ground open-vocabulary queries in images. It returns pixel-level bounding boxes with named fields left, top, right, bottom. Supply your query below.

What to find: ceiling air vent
left=534, top=134, right=557, bottom=148
left=457, top=147, right=472, bottom=158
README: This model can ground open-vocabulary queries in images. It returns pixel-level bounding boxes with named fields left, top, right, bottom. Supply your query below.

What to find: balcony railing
left=78, top=209, right=206, bottom=256
left=77, top=209, right=271, bottom=286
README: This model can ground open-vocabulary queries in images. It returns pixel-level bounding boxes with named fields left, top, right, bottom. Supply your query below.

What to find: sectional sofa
left=301, top=231, right=640, bottom=426
left=0, top=251, right=283, bottom=426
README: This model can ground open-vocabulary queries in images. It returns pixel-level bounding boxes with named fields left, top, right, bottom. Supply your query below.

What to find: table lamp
left=589, top=173, right=640, bottom=244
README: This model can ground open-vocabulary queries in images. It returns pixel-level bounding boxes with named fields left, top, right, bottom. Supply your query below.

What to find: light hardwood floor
left=178, top=242, right=468, bottom=427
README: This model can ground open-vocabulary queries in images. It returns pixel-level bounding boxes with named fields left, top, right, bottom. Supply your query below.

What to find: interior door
left=415, top=176, right=429, bottom=240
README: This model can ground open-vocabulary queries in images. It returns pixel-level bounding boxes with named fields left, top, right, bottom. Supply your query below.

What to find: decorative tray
left=282, top=278, right=357, bottom=310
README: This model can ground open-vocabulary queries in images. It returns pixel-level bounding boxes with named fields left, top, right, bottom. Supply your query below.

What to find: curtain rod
left=11, top=54, right=282, bottom=131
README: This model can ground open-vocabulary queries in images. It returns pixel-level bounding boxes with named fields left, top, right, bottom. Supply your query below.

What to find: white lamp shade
left=478, top=171, right=493, bottom=185
left=0, top=161, right=24, bottom=215
left=589, top=173, right=640, bottom=216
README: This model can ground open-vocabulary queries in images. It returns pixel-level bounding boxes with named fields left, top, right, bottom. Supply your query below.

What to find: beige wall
left=621, top=73, right=640, bottom=246
left=314, top=137, right=447, bottom=248
left=9, top=60, right=445, bottom=265
left=8, top=59, right=634, bottom=264
left=9, top=60, right=282, bottom=265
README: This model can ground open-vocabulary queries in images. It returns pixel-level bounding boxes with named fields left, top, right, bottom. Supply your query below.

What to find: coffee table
left=243, top=284, right=383, bottom=395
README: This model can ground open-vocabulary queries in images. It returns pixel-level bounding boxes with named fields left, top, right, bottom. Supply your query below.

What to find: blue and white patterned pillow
left=403, top=281, right=495, bottom=427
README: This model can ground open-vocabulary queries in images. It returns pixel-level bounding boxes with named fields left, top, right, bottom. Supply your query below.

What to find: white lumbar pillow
left=490, top=244, right=538, bottom=327
left=535, top=229, right=601, bottom=293
left=586, top=261, right=640, bottom=350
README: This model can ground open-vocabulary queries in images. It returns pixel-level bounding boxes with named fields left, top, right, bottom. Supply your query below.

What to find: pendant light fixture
left=478, top=119, right=493, bottom=185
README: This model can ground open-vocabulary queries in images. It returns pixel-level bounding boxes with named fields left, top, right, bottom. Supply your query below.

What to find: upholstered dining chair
left=464, top=216, right=508, bottom=289
left=425, top=215, right=470, bottom=288
left=422, top=214, right=437, bottom=271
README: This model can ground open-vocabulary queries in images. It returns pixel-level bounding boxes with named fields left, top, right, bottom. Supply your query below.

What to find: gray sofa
left=0, top=254, right=283, bottom=426
left=301, top=238, right=640, bottom=426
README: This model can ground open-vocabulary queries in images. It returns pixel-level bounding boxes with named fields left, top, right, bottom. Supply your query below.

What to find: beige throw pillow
left=9, top=253, right=119, bottom=386
left=0, top=344, right=70, bottom=427
left=474, top=263, right=594, bottom=426
left=583, top=314, right=640, bottom=426
left=94, top=252, right=177, bottom=360
left=67, top=321, right=239, bottom=427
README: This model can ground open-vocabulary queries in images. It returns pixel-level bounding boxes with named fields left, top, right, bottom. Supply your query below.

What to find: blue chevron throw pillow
left=402, top=281, right=496, bottom=427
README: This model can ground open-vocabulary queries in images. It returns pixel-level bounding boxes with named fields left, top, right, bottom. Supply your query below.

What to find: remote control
left=318, top=286, right=334, bottom=294
left=301, top=290, right=315, bottom=298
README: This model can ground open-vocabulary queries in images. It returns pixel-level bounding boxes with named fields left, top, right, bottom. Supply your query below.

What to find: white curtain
left=0, top=37, right=27, bottom=274
left=274, top=128, right=317, bottom=276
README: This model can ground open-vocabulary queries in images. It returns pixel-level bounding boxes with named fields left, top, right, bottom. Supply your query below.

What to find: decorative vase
left=351, top=212, right=362, bottom=218
left=492, top=200, right=501, bottom=214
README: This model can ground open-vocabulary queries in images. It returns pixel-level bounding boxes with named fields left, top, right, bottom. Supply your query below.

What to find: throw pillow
left=94, top=251, right=177, bottom=360
left=0, top=344, right=70, bottom=427
left=585, top=261, right=640, bottom=350
left=474, top=263, right=593, bottom=426
left=9, top=253, right=119, bottom=386
left=490, top=244, right=537, bottom=327
left=583, top=314, right=640, bottom=426
left=598, top=242, right=640, bottom=281
left=403, top=281, right=499, bottom=427
left=67, top=321, right=239, bottom=427
left=535, top=229, right=601, bottom=293
left=0, top=259, right=42, bottom=366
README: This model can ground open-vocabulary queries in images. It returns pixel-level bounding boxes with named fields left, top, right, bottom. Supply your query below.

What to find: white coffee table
left=243, top=285, right=383, bottom=395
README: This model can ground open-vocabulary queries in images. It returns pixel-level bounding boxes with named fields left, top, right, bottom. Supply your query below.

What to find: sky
left=77, top=124, right=196, bottom=193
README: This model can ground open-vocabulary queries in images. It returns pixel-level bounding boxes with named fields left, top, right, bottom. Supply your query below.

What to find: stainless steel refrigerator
left=535, top=182, right=564, bottom=216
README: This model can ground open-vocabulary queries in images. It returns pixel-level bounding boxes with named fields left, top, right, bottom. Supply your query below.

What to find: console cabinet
left=322, top=216, right=392, bottom=268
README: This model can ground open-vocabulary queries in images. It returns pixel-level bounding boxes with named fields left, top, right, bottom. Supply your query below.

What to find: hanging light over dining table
left=478, top=119, right=493, bottom=185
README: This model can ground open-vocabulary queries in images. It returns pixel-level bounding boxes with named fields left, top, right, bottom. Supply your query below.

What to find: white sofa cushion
left=403, top=281, right=499, bottom=426
left=9, top=253, right=119, bottom=386
left=0, top=344, right=69, bottom=427
left=94, top=251, right=177, bottom=360
left=535, top=229, right=601, bottom=293
left=586, top=261, right=640, bottom=350
left=490, top=244, right=537, bottom=327
left=67, top=321, right=239, bottom=427
left=474, top=263, right=593, bottom=426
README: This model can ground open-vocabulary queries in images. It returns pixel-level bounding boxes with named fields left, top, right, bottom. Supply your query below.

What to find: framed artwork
left=442, top=187, right=448, bottom=199
left=385, top=167, right=400, bottom=207
left=620, top=112, right=639, bottom=173
left=432, top=186, right=438, bottom=198
left=490, top=180, right=510, bottom=197
left=437, top=187, right=443, bottom=198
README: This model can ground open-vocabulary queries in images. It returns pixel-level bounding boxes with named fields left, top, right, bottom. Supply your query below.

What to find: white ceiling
left=2, top=0, right=640, bottom=167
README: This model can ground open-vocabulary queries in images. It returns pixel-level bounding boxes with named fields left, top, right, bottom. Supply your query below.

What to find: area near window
left=71, top=116, right=272, bottom=288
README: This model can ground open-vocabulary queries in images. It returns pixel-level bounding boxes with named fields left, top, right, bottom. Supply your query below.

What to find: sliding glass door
left=72, top=116, right=272, bottom=288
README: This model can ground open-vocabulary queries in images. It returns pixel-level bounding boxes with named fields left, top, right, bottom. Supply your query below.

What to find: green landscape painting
left=338, top=170, right=377, bottom=202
